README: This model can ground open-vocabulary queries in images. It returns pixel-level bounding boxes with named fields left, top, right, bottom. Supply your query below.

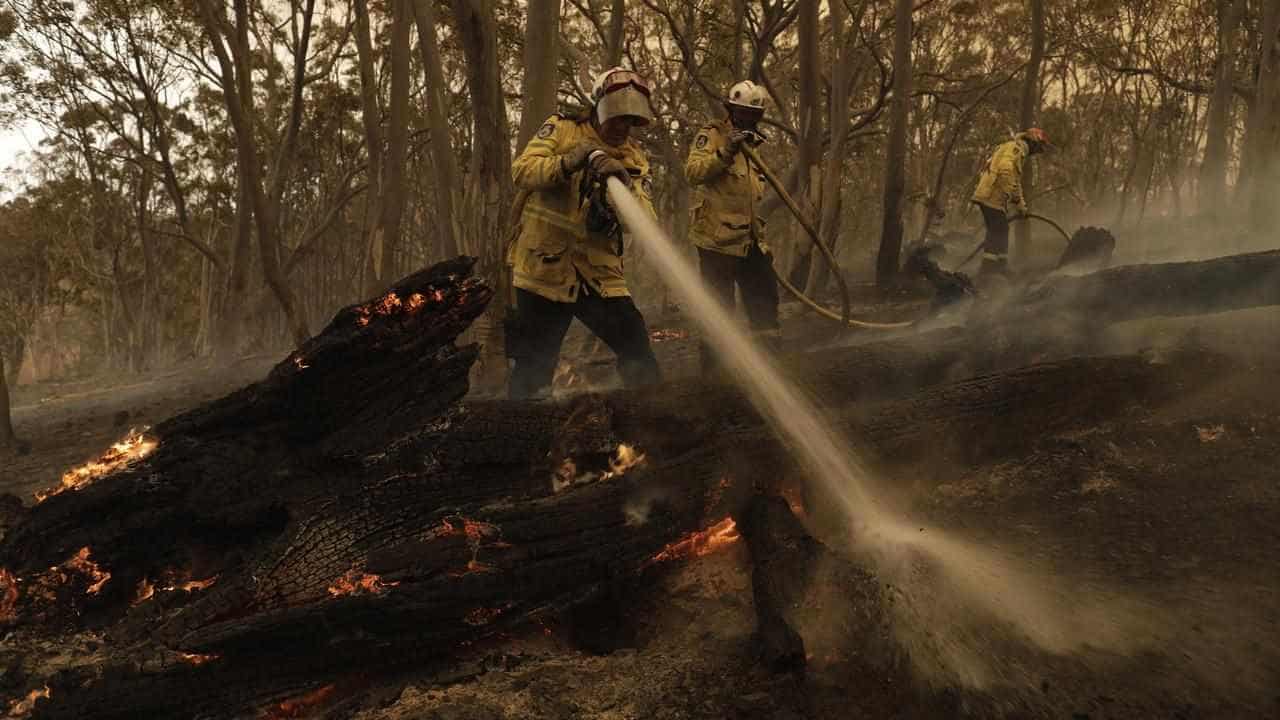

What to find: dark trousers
left=978, top=204, right=1010, bottom=275
left=507, top=285, right=661, bottom=400
left=697, top=245, right=779, bottom=375
left=697, top=245, right=779, bottom=331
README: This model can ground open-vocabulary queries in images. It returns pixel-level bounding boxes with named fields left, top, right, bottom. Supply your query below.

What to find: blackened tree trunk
left=1199, top=0, right=1247, bottom=213
left=877, top=0, right=912, bottom=288
left=1241, top=0, right=1280, bottom=230
left=0, top=354, right=14, bottom=449
left=1013, top=0, right=1044, bottom=267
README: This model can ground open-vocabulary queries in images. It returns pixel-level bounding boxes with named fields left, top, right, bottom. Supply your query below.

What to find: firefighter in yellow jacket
left=971, top=128, right=1051, bottom=277
left=506, top=67, right=662, bottom=399
left=685, top=80, right=779, bottom=374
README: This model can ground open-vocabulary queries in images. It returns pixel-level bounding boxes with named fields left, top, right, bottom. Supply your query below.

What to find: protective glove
left=587, top=150, right=632, bottom=186
left=560, top=143, right=596, bottom=176
left=1009, top=196, right=1029, bottom=219
left=720, top=130, right=752, bottom=159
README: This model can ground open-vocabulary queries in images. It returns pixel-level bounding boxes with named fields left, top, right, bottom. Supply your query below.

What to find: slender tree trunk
left=787, top=0, right=821, bottom=283
left=1243, top=0, right=1280, bottom=230
left=517, top=0, right=562, bottom=148
left=353, top=0, right=386, bottom=293
left=136, top=166, right=158, bottom=370
left=196, top=0, right=314, bottom=347
left=805, top=0, right=850, bottom=295
left=1013, top=0, right=1045, bottom=267
left=877, top=0, right=912, bottom=288
left=0, top=353, right=13, bottom=450
left=412, top=0, right=462, bottom=259
left=731, top=0, right=747, bottom=80
left=605, top=0, right=625, bottom=67
left=376, top=0, right=412, bottom=287
left=217, top=176, right=254, bottom=358
left=450, top=0, right=512, bottom=266
left=1200, top=0, right=1247, bottom=213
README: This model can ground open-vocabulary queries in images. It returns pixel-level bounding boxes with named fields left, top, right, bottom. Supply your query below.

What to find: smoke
left=608, top=179, right=1167, bottom=684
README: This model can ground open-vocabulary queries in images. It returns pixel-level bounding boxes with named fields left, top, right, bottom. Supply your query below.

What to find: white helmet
left=726, top=80, right=767, bottom=110
left=591, top=66, right=655, bottom=127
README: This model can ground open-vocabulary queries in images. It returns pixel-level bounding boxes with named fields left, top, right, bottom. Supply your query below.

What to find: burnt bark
left=0, top=354, right=14, bottom=449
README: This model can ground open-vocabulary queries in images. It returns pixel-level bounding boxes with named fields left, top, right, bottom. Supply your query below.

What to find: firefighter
left=685, top=80, right=780, bottom=374
left=505, top=66, right=662, bottom=400
left=971, top=128, right=1052, bottom=277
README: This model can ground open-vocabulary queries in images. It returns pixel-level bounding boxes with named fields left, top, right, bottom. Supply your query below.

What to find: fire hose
left=955, top=211, right=1073, bottom=269
left=741, top=145, right=912, bottom=331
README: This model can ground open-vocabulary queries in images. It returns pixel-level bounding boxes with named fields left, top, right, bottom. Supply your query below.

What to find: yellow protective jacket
left=972, top=137, right=1029, bottom=214
left=509, top=113, right=656, bottom=303
left=685, top=119, right=767, bottom=258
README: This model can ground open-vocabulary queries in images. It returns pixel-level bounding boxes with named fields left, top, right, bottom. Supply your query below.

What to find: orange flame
left=406, top=292, right=427, bottom=312
left=602, top=443, right=646, bottom=479
left=646, top=518, right=740, bottom=566
left=60, top=547, right=111, bottom=595
left=132, top=572, right=218, bottom=605
left=373, top=291, right=403, bottom=315
left=327, top=569, right=398, bottom=598
left=175, top=575, right=218, bottom=592
left=0, top=569, right=17, bottom=622
left=35, top=428, right=158, bottom=502
left=178, top=652, right=219, bottom=666
left=261, top=684, right=336, bottom=719
left=6, top=686, right=50, bottom=717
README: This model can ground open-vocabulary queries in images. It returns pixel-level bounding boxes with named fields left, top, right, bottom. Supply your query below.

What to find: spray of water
left=607, top=178, right=1164, bottom=688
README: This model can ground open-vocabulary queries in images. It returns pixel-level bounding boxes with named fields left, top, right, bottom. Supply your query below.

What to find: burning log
left=0, top=256, right=1230, bottom=719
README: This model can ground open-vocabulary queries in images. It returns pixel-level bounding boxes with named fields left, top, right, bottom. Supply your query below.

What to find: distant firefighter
left=685, top=80, right=780, bottom=375
left=971, top=128, right=1052, bottom=278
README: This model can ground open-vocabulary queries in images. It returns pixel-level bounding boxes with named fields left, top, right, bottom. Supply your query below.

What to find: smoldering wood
left=0, top=251, right=1270, bottom=719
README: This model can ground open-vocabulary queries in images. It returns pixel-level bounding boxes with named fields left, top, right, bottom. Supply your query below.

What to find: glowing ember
left=178, top=652, right=219, bottom=666
left=649, top=328, right=690, bottom=342
left=175, top=575, right=218, bottom=592
left=435, top=515, right=500, bottom=543
left=646, top=518, right=740, bottom=566
left=60, top=547, right=111, bottom=595
left=463, top=606, right=505, bottom=626
left=406, top=292, right=427, bottom=311
left=373, top=291, right=403, bottom=315
left=602, top=443, right=646, bottom=479
left=327, top=569, right=398, bottom=597
left=262, top=684, right=336, bottom=719
left=132, top=578, right=155, bottom=605
left=0, top=569, right=17, bottom=622
left=35, top=428, right=158, bottom=502
left=6, top=686, right=50, bottom=717
left=291, top=354, right=309, bottom=371
left=355, top=307, right=371, bottom=327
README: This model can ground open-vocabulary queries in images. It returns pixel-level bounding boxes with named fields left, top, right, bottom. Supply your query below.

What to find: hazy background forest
left=0, top=0, right=1277, bottom=388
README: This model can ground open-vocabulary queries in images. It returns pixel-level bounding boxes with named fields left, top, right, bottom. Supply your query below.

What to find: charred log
left=0, top=255, right=1232, bottom=719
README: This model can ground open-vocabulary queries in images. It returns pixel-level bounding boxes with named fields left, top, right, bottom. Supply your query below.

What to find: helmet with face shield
left=591, top=67, right=655, bottom=127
